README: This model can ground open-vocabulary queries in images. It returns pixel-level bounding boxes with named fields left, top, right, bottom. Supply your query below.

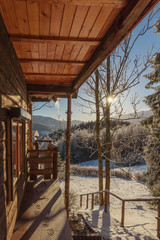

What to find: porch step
left=78, top=209, right=158, bottom=239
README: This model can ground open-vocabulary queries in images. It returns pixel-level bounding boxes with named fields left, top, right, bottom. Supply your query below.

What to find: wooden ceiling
left=0, top=0, right=158, bottom=101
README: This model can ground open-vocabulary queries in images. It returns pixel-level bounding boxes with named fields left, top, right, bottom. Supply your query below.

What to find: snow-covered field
left=78, top=159, right=147, bottom=172
left=60, top=163, right=159, bottom=239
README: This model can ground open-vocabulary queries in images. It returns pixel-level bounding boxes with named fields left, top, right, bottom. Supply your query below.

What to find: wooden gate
left=28, top=145, right=58, bottom=180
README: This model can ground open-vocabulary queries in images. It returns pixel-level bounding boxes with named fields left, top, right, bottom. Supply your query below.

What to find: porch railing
left=28, top=141, right=58, bottom=180
left=80, top=190, right=160, bottom=238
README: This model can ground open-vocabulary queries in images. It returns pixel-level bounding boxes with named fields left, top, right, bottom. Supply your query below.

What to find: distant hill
left=120, top=110, right=152, bottom=125
left=33, top=115, right=84, bottom=134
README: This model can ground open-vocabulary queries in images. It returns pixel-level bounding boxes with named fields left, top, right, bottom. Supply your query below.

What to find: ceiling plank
left=13, top=0, right=29, bottom=35
left=37, top=0, right=128, bottom=8
left=27, top=0, right=39, bottom=36
left=50, top=3, right=64, bottom=36
left=10, top=35, right=100, bottom=46
left=19, top=58, right=86, bottom=66
left=73, top=0, right=159, bottom=90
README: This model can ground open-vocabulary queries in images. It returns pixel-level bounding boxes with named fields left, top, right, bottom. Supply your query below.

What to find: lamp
left=34, top=130, right=39, bottom=137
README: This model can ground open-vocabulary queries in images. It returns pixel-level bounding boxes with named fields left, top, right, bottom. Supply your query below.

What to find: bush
left=134, top=172, right=146, bottom=182
left=111, top=169, right=132, bottom=179
left=71, top=165, right=133, bottom=180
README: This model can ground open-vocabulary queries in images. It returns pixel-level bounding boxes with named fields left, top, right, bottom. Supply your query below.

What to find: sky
left=33, top=3, right=160, bottom=122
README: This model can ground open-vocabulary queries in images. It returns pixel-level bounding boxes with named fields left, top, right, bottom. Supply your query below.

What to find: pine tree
left=144, top=19, right=160, bottom=196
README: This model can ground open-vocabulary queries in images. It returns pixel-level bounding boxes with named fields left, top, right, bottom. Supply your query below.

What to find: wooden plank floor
left=11, top=177, right=73, bottom=240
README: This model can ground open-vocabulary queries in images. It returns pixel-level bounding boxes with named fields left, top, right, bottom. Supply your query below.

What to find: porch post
left=65, top=94, right=72, bottom=218
left=29, top=103, right=32, bottom=149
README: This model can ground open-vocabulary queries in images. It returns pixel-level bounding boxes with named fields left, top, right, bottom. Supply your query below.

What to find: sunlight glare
left=107, top=96, right=113, bottom=103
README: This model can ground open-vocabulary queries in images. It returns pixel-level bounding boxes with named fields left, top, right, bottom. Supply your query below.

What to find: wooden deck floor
left=11, top=177, right=73, bottom=240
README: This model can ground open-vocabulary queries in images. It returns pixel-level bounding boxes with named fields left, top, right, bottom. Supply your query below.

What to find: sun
left=107, top=96, right=113, bottom=103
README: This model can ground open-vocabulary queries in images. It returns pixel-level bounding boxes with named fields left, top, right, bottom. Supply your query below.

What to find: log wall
left=0, top=14, right=29, bottom=240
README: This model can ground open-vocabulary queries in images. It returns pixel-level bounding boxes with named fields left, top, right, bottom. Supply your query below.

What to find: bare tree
left=76, top=8, right=159, bottom=196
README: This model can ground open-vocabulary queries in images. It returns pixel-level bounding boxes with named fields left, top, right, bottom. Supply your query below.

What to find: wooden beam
left=28, top=84, right=76, bottom=94
left=29, top=169, right=53, bottom=175
left=19, top=59, right=85, bottom=66
left=10, top=35, right=100, bottom=46
left=65, top=94, right=72, bottom=218
left=30, top=97, right=51, bottom=102
left=73, top=0, right=159, bottom=90
left=29, top=103, right=32, bottom=150
left=24, top=73, right=77, bottom=77
left=54, top=94, right=77, bottom=99
left=28, top=157, right=53, bottom=163
left=38, top=0, right=128, bottom=8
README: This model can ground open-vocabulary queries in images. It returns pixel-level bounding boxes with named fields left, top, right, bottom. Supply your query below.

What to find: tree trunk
left=95, top=69, right=103, bottom=206
left=65, top=94, right=72, bottom=218
left=105, top=56, right=111, bottom=203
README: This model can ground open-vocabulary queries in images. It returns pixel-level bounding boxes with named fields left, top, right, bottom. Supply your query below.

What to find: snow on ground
left=60, top=171, right=158, bottom=239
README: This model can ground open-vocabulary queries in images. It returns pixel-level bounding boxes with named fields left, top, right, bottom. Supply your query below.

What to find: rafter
left=10, top=35, right=100, bottom=46
left=20, top=59, right=85, bottom=66
left=28, top=84, right=77, bottom=94
left=24, top=73, right=77, bottom=77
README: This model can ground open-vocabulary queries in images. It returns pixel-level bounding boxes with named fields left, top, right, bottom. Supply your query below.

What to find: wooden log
left=121, top=200, right=125, bottom=227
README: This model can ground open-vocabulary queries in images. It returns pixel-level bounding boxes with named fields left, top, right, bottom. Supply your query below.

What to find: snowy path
left=60, top=175, right=158, bottom=239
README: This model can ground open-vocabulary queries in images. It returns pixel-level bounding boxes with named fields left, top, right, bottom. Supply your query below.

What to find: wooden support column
left=65, top=94, right=72, bottom=218
left=157, top=200, right=160, bottom=238
left=29, top=103, right=32, bottom=150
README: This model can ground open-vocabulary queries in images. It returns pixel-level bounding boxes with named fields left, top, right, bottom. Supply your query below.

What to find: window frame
left=11, top=118, right=25, bottom=184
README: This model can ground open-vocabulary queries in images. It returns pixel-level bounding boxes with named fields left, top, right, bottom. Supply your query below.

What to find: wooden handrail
left=28, top=149, right=58, bottom=153
left=80, top=189, right=160, bottom=238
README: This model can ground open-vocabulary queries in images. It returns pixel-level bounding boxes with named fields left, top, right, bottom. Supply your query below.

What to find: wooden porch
left=0, top=1, right=159, bottom=239
left=11, top=177, right=72, bottom=240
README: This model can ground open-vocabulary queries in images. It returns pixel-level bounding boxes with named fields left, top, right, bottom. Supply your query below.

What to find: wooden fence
left=80, top=190, right=160, bottom=238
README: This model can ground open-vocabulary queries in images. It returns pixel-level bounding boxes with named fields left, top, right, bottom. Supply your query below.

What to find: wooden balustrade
left=80, top=190, right=160, bottom=238
left=28, top=141, right=58, bottom=180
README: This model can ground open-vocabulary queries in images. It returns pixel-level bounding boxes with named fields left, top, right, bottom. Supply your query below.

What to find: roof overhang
left=0, top=0, right=159, bottom=102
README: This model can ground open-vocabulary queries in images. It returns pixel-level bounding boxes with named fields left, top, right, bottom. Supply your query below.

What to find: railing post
left=53, top=150, right=58, bottom=180
left=157, top=200, right=160, bottom=238
left=86, top=194, right=88, bottom=209
left=104, top=191, right=108, bottom=212
left=80, top=195, right=82, bottom=207
left=91, top=194, right=94, bottom=210
left=121, top=200, right=125, bottom=227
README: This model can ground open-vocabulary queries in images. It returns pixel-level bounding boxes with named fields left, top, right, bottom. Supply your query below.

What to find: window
left=12, top=120, right=25, bottom=180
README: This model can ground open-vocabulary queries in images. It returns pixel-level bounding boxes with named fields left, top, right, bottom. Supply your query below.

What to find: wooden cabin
left=0, top=0, right=158, bottom=239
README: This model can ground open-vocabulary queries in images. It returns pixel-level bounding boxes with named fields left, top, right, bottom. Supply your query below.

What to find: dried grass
left=71, top=165, right=133, bottom=180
